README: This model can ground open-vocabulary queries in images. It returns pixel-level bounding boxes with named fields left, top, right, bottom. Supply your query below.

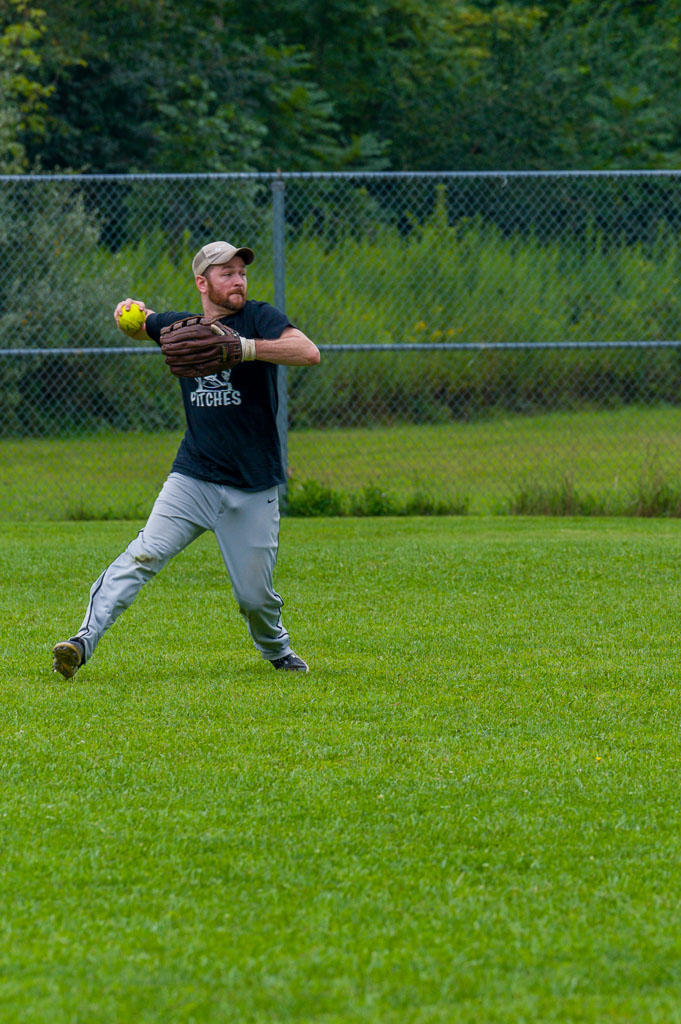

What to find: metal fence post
left=272, top=173, right=288, bottom=512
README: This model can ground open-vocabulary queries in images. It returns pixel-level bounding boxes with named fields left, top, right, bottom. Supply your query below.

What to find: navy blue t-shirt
left=146, top=300, right=291, bottom=491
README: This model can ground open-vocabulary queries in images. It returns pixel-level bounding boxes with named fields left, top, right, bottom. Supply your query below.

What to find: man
left=52, top=240, right=320, bottom=679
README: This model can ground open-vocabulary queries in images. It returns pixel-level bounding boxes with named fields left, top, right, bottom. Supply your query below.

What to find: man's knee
left=127, top=531, right=174, bottom=568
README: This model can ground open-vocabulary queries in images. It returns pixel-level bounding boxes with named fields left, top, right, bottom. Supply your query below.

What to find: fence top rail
left=318, top=340, right=681, bottom=352
left=3, top=169, right=681, bottom=183
left=3, top=341, right=681, bottom=356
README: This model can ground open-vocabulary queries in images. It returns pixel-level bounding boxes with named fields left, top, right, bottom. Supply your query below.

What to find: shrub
left=286, top=479, right=469, bottom=517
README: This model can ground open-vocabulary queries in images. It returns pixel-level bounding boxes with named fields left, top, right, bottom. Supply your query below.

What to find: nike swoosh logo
left=268, top=498, right=277, bottom=503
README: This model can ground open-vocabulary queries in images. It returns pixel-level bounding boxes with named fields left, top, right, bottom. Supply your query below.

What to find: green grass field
left=4, top=404, right=681, bottom=520
left=4, top=516, right=681, bottom=1022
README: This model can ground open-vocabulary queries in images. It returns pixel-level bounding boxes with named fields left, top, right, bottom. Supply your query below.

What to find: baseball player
left=52, top=240, right=320, bottom=679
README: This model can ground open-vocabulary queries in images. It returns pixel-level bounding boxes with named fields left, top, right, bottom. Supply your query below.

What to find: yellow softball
left=118, top=302, right=146, bottom=332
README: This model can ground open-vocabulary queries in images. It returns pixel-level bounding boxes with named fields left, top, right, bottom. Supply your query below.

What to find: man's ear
left=196, top=274, right=208, bottom=294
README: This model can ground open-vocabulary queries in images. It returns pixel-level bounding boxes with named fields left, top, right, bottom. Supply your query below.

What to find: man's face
left=203, top=258, right=248, bottom=311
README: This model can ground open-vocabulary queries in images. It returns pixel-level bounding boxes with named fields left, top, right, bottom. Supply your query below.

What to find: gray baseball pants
left=74, top=472, right=292, bottom=664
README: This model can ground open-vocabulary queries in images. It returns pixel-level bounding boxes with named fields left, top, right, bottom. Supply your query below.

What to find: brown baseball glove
left=160, top=316, right=245, bottom=378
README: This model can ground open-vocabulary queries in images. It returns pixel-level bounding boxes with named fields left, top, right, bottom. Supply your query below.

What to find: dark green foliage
left=6, top=0, right=681, bottom=174
left=18, top=0, right=379, bottom=174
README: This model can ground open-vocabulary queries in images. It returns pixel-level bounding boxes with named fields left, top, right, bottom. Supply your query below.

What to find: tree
left=225, top=0, right=549, bottom=169
left=25, top=0, right=369, bottom=173
left=0, top=0, right=53, bottom=172
left=12, top=0, right=681, bottom=174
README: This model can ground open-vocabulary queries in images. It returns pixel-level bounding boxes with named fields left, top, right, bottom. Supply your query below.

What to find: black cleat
left=52, top=638, right=85, bottom=679
left=271, top=652, right=309, bottom=673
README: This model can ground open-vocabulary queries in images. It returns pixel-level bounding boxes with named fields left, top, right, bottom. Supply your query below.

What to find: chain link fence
left=3, top=170, right=681, bottom=519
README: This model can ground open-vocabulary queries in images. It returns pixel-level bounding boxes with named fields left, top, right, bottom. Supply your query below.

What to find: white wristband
left=241, top=336, right=256, bottom=361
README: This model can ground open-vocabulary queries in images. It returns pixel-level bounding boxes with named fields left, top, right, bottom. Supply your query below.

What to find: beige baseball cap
left=192, top=240, right=255, bottom=277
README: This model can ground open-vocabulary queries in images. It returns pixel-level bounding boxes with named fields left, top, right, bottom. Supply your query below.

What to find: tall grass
left=291, top=212, right=681, bottom=350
